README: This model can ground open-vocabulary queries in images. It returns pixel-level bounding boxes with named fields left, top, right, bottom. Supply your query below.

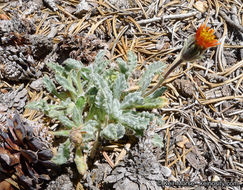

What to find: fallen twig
left=137, top=12, right=197, bottom=25
left=219, top=10, right=243, bottom=33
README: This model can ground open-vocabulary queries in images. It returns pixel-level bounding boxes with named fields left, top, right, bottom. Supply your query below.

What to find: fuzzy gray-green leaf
left=63, top=58, right=84, bottom=70
left=52, top=130, right=71, bottom=137
left=28, top=101, right=65, bottom=118
left=52, top=139, right=71, bottom=165
left=82, top=120, right=98, bottom=142
left=119, top=112, right=150, bottom=133
left=101, top=123, right=125, bottom=140
left=58, top=98, right=75, bottom=115
left=94, top=50, right=109, bottom=74
left=137, top=111, right=155, bottom=122
left=112, top=74, right=127, bottom=100
left=76, top=96, right=86, bottom=111
left=74, top=146, right=87, bottom=175
left=43, top=75, right=57, bottom=94
left=26, top=100, right=47, bottom=111
left=47, top=62, right=65, bottom=75
left=152, top=134, right=164, bottom=148
left=121, top=92, right=143, bottom=109
left=55, top=74, right=77, bottom=95
left=92, top=73, right=113, bottom=113
left=70, top=70, right=82, bottom=94
left=111, top=99, right=122, bottom=119
left=58, top=115, right=76, bottom=128
left=48, top=109, right=65, bottom=118
left=148, top=86, right=167, bottom=99
left=72, top=106, right=83, bottom=126
left=116, top=51, right=137, bottom=79
left=80, top=67, right=92, bottom=80
left=139, top=61, right=166, bottom=93
left=135, top=97, right=167, bottom=109
left=117, top=58, right=128, bottom=75
left=127, top=51, right=137, bottom=78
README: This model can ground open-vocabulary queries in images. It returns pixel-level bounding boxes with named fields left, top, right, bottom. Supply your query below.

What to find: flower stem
left=143, top=56, right=184, bottom=97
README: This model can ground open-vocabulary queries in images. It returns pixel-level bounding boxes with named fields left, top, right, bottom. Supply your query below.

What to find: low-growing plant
left=27, top=51, right=167, bottom=175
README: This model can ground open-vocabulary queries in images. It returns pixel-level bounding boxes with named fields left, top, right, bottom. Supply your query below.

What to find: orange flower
left=195, top=24, right=219, bottom=49
left=180, top=23, right=220, bottom=61
left=145, top=23, right=220, bottom=97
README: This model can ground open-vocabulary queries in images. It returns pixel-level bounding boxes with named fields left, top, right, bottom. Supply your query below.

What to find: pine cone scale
left=0, top=147, right=19, bottom=172
left=0, top=132, right=20, bottom=151
left=0, top=113, right=56, bottom=189
left=26, top=138, right=48, bottom=151
left=21, top=149, right=38, bottom=163
left=37, top=149, right=53, bottom=160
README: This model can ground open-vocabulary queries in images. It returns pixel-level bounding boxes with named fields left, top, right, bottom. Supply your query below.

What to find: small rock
left=43, top=0, right=58, bottom=11
left=161, top=166, right=171, bottom=177
left=113, top=178, right=139, bottom=190
left=46, top=174, right=74, bottom=190
left=212, top=175, right=220, bottom=182
left=174, top=79, right=195, bottom=98
left=75, top=0, right=91, bottom=16
left=30, top=77, right=44, bottom=91
left=194, top=1, right=208, bottom=13
left=176, top=135, right=190, bottom=148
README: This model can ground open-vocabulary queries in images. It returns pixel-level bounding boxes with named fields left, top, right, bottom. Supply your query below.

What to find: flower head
left=195, top=24, right=219, bottom=49
left=180, top=23, right=220, bottom=61
left=145, top=23, right=220, bottom=97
